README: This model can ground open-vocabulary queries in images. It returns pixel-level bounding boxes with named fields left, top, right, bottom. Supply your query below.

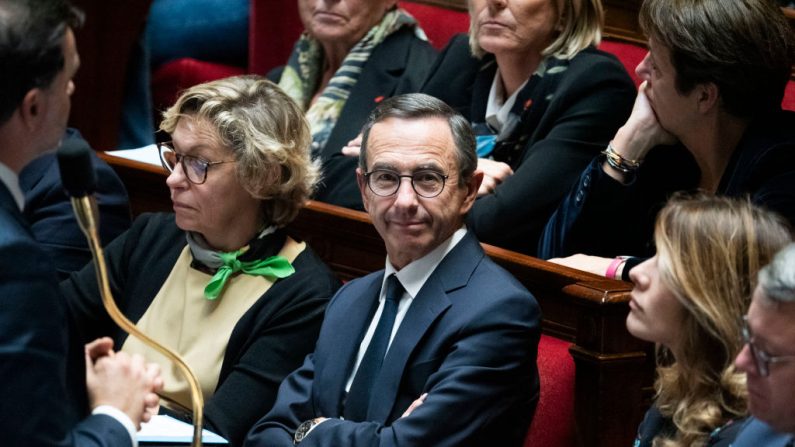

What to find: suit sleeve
left=244, top=353, right=320, bottom=446
left=245, top=277, right=541, bottom=447
left=0, top=230, right=131, bottom=446
left=537, top=143, right=699, bottom=259
left=466, top=55, right=636, bottom=254
left=60, top=213, right=149, bottom=344
left=22, top=128, right=131, bottom=278
left=312, top=288, right=539, bottom=447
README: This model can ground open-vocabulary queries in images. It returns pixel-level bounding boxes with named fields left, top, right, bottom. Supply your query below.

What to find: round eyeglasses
left=741, top=315, right=795, bottom=377
left=158, top=142, right=235, bottom=185
left=364, top=169, right=449, bottom=198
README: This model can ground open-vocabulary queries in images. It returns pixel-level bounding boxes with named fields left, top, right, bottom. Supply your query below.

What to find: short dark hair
left=640, top=0, right=794, bottom=117
left=0, top=0, right=83, bottom=124
left=359, top=93, right=477, bottom=183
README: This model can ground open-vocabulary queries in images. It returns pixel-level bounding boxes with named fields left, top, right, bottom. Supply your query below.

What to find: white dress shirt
left=0, top=161, right=24, bottom=211
left=345, top=226, right=468, bottom=392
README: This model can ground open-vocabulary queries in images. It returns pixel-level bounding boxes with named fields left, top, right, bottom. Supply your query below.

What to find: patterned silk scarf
left=278, top=8, right=426, bottom=155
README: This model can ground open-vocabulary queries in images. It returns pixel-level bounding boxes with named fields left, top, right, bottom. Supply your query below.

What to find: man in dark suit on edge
left=0, top=1, right=161, bottom=445
left=245, top=93, right=541, bottom=447
left=733, top=244, right=795, bottom=447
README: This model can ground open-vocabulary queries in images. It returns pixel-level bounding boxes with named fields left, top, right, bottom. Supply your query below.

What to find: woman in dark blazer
left=339, top=0, right=636, bottom=255
left=269, top=0, right=437, bottom=209
left=61, top=76, right=341, bottom=446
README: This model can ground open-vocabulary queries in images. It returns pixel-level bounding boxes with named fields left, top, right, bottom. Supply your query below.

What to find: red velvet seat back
left=399, top=1, right=470, bottom=50
left=524, top=334, right=576, bottom=447
left=597, top=39, right=647, bottom=87
left=151, top=59, right=246, bottom=112
left=783, top=81, right=795, bottom=112
left=249, top=0, right=303, bottom=76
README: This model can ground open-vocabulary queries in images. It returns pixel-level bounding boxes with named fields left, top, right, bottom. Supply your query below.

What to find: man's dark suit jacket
left=245, top=232, right=541, bottom=447
left=733, top=418, right=794, bottom=447
left=0, top=181, right=131, bottom=446
left=267, top=27, right=438, bottom=209
left=20, top=128, right=132, bottom=278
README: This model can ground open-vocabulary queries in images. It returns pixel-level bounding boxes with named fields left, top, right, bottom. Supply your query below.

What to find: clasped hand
left=85, top=337, right=163, bottom=428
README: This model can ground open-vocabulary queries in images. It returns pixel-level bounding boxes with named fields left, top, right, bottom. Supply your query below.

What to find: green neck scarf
left=204, top=249, right=295, bottom=300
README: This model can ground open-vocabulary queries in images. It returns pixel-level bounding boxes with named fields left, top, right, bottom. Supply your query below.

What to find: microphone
left=57, top=145, right=205, bottom=447
left=57, top=143, right=100, bottom=241
left=57, top=141, right=97, bottom=197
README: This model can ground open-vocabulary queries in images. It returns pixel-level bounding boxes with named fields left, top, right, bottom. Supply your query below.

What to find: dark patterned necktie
left=344, top=274, right=404, bottom=421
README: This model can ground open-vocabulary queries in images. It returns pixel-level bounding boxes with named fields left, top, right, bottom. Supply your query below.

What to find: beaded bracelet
left=601, top=142, right=643, bottom=174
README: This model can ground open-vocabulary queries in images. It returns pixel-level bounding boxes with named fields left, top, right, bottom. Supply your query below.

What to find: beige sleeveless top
left=121, top=237, right=305, bottom=411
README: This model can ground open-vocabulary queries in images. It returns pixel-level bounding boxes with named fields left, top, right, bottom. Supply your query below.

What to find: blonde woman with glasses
left=61, top=75, right=341, bottom=446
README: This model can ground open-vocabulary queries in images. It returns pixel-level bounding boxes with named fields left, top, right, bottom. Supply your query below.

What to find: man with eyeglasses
left=245, top=93, right=541, bottom=447
left=734, top=243, right=795, bottom=446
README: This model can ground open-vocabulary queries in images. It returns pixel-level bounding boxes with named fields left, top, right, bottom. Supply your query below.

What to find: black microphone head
left=57, top=143, right=96, bottom=197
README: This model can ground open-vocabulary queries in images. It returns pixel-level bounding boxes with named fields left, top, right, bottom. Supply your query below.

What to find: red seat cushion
left=524, top=334, right=576, bottom=447
left=783, top=80, right=795, bottom=112
left=399, top=1, right=470, bottom=50
left=598, top=39, right=647, bottom=87
left=151, top=58, right=246, bottom=110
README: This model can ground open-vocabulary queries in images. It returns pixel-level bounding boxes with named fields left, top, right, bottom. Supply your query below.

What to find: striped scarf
left=279, top=8, right=426, bottom=156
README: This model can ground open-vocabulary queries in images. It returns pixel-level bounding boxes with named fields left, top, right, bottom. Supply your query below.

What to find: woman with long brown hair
left=628, top=194, right=791, bottom=446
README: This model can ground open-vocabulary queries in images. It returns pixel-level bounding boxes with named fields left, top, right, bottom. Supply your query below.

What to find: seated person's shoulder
left=289, top=242, right=343, bottom=291
left=431, top=33, right=480, bottom=70
left=561, top=46, right=636, bottom=86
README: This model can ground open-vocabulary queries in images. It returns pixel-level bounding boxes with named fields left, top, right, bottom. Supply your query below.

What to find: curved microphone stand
left=58, top=145, right=204, bottom=447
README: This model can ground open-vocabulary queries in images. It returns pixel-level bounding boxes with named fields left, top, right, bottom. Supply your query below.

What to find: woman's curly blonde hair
left=160, top=75, right=319, bottom=227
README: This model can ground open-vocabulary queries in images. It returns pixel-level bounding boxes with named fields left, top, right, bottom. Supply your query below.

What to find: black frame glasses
left=741, top=315, right=795, bottom=377
left=363, top=169, right=449, bottom=199
left=158, top=142, right=235, bottom=185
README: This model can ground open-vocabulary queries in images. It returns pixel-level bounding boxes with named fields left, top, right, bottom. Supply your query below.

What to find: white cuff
left=92, top=405, right=138, bottom=447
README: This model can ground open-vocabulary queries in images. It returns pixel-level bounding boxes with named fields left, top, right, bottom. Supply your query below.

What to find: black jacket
left=61, top=213, right=341, bottom=446
left=422, top=34, right=636, bottom=255
left=540, top=110, right=795, bottom=259
left=269, top=27, right=438, bottom=209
